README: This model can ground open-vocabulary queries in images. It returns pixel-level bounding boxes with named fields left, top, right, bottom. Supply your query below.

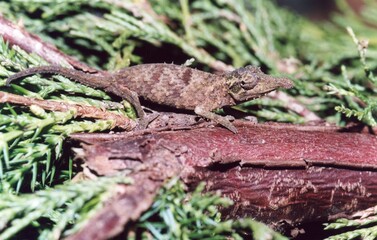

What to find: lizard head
left=226, top=66, right=293, bottom=102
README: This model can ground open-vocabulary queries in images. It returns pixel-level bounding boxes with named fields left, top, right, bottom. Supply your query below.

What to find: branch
left=0, top=15, right=96, bottom=72
left=268, top=91, right=322, bottom=122
left=70, top=121, right=377, bottom=233
left=0, top=91, right=136, bottom=130
left=67, top=134, right=183, bottom=240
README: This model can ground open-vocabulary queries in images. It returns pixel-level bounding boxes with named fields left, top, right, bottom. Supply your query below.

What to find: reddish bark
left=67, top=155, right=182, bottom=240
left=68, top=127, right=183, bottom=240
left=70, top=121, right=377, bottom=232
left=1, top=12, right=375, bottom=238
left=191, top=167, right=377, bottom=229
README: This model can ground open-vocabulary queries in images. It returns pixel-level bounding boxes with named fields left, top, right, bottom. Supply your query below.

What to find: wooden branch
left=67, top=155, right=182, bottom=240
left=0, top=91, right=136, bottom=130
left=1, top=13, right=371, bottom=237
left=68, top=128, right=183, bottom=240
left=0, top=15, right=96, bottom=72
left=70, top=121, right=377, bottom=235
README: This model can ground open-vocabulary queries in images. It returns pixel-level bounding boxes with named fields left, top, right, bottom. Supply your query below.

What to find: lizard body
left=6, top=63, right=293, bottom=133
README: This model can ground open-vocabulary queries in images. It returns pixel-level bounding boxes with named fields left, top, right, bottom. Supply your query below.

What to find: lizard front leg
left=194, top=106, right=237, bottom=133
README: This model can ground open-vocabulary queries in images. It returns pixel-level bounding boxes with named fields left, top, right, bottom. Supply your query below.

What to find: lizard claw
left=194, top=106, right=238, bottom=133
left=135, top=113, right=160, bottom=130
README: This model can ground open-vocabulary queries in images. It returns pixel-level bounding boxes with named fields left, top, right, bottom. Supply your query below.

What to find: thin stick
left=269, top=90, right=322, bottom=122
left=0, top=16, right=96, bottom=73
left=0, top=91, right=136, bottom=130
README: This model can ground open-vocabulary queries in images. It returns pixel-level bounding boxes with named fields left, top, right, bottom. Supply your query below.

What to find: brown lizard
left=6, top=64, right=293, bottom=133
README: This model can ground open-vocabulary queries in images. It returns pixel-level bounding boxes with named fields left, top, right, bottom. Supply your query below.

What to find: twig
left=0, top=91, right=136, bottom=130
left=0, top=15, right=96, bottom=73
left=180, top=0, right=194, bottom=44
left=268, top=90, right=322, bottom=122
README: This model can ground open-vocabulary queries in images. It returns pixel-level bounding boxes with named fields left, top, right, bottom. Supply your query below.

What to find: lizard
left=5, top=63, right=293, bottom=133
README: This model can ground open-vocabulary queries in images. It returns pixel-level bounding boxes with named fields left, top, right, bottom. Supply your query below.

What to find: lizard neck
left=6, top=65, right=110, bottom=89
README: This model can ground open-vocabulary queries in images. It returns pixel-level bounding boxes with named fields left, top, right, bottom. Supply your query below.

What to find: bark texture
left=70, top=121, right=377, bottom=232
left=1, top=13, right=376, bottom=239
left=67, top=135, right=182, bottom=240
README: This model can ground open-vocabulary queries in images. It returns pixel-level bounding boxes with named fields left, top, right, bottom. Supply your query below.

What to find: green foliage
left=325, top=28, right=377, bottom=126
left=324, top=206, right=377, bottom=240
left=0, top=177, right=286, bottom=240
left=0, top=0, right=305, bottom=192
left=1, top=0, right=377, bottom=239
left=0, top=175, right=132, bottom=240
left=2, top=0, right=305, bottom=124
left=0, top=38, right=130, bottom=192
left=132, top=179, right=287, bottom=240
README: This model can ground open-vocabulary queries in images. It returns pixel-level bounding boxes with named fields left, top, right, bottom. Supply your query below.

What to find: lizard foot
left=194, top=106, right=238, bottom=133
left=135, top=113, right=160, bottom=130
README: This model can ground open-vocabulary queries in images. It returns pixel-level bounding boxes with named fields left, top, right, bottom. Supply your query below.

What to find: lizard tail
left=5, top=65, right=109, bottom=88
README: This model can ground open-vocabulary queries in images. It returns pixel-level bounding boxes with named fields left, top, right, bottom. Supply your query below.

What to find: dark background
left=277, top=0, right=362, bottom=19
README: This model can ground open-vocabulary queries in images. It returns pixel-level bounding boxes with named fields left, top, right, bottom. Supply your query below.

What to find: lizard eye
left=240, top=80, right=257, bottom=90
left=230, top=83, right=242, bottom=93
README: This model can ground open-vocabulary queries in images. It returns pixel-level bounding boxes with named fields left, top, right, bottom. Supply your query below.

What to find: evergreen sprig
left=1, top=0, right=377, bottom=239
left=325, top=28, right=377, bottom=126
left=0, top=37, right=131, bottom=192
left=0, top=175, right=132, bottom=240
left=2, top=0, right=336, bottom=126
left=133, top=179, right=287, bottom=240
left=0, top=176, right=286, bottom=240
left=324, top=214, right=377, bottom=240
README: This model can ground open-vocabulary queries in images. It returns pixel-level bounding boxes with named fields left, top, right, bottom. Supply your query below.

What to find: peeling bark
left=1, top=13, right=376, bottom=238
left=67, top=138, right=182, bottom=240
left=190, top=166, right=377, bottom=229
left=70, top=121, right=377, bottom=232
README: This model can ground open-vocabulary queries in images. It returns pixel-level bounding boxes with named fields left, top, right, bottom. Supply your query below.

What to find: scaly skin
left=6, top=64, right=293, bottom=133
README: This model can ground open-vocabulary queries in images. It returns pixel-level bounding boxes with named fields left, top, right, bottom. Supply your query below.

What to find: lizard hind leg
left=105, top=84, right=147, bottom=128
left=194, top=106, right=238, bottom=133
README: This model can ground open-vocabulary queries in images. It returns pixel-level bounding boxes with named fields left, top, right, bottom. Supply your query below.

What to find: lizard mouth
left=234, top=88, right=277, bottom=102
left=237, top=77, right=293, bottom=101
